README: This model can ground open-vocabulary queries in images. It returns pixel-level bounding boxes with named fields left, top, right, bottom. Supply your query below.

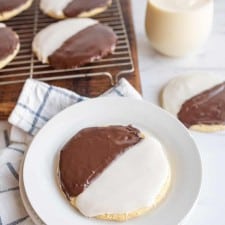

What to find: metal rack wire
left=0, top=0, right=134, bottom=86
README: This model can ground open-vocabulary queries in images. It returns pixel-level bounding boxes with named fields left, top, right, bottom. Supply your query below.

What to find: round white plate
left=23, top=98, right=202, bottom=225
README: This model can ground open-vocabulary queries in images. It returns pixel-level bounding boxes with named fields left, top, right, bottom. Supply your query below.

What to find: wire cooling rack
left=0, top=0, right=134, bottom=86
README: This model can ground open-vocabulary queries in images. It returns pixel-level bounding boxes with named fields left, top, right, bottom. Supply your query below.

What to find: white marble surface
left=131, top=0, right=225, bottom=224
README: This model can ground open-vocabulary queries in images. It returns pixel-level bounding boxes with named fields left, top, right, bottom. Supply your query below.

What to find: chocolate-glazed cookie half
left=32, top=18, right=117, bottom=69
left=48, top=23, right=117, bottom=69
left=63, top=0, right=112, bottom=17
left=0, top=23, right=20, bottom=69
left=59, top=125, right=142, bottom=198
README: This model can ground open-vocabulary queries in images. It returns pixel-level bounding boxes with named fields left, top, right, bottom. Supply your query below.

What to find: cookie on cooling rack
left=161, top=73, right=225, bottom=132
left=40, top=0, right=112, bottom=19
left=0, top=23, right=20, bottom=69
left=58, top=125, right=171, bottom=221
left=32, top=18, right=117, bottom=69
left=0, top=0, right=33, bottom=21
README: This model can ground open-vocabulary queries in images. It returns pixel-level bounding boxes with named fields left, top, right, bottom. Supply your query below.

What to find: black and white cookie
left=0, top=0, right=33, bottom=21
left=32, top=18, right=117, bottom=69
left=40, top=0, right=112, bottom=19
left=0, top=23, right=20, bottom=69
left=59, top=125, right=170, bottom=221
left=161, top=73, right=225, bottom=132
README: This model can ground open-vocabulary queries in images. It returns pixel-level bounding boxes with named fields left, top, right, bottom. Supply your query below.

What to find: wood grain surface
left=0, top=0, right=141, bottom=119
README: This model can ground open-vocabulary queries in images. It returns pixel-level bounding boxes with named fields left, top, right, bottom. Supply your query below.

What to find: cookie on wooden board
left=32, top=18, right=117, bottom=69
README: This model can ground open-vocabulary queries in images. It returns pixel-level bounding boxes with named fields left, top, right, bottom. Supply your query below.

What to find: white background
left=131, top=1, right=225, bottom=224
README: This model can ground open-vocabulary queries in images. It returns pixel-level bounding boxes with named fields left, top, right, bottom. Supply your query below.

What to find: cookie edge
left=0, top=34, right=20, bottom=69
left=0, top=0, right=33, bottom=21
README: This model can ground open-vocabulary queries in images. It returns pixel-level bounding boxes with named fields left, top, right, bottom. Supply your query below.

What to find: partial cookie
left=58, top=125, right=170, bottom=221
left=0, top=0, right=33, bottom=21
left=32, top=18, right=117, bottom=69
left=161, top=73, right=225, bottom=132
left=40, top=0, right=112, bottom=19
left=0, top=23, right=20, bottom=69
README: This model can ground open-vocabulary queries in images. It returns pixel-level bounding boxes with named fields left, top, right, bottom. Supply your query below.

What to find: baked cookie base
left=0, top=0, right=33, bottom=21
left=0, top=43, right=20, bottom=69
left=190, top=124, right=225, bottom=132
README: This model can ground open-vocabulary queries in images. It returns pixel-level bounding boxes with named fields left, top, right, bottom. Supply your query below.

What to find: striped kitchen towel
left=0, top=78, right=142, bottom=225
left=0, top=125, right=32, bottom=225
left=9, top=78, right=142, bottom=136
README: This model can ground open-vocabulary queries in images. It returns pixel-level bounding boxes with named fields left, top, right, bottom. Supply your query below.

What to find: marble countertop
left=131, top=0, right=225, bottom=224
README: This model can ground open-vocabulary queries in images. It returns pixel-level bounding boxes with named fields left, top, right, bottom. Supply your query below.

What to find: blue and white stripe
left=9, top=78, right=141, bottom=136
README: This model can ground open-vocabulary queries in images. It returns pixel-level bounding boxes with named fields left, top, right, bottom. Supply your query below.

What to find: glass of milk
left=145, top=0, right=214, bottom=57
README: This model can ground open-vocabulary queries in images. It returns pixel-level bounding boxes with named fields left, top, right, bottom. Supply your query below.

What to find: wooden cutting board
left=0, top=0, right=141, bottom=119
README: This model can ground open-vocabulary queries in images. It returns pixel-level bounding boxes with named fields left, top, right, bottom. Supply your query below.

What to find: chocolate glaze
left=178, top=81, right=225, bottom=128
left=48, top=23, right=117, bottom=69
left=0, top=27, right=19, bottom=60
left=0, top=0, right=28, bottom=12
left=63, top=0, right=111, bottom=17
left=59, top=125, right=142, bottom=198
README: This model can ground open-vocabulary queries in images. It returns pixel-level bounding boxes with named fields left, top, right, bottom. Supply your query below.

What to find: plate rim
left=19, top=157, right=45, bottom=225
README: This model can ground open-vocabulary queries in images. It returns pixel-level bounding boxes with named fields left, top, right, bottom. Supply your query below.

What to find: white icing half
left=40, top=0, right=73, bottom=18
left=32, top=18, right=98, bottom=63
left=0, top=23, right=6, bottom=28
left=76, top=132, right=170, bottom=217
left=162, top=73, right=225, bottom=116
